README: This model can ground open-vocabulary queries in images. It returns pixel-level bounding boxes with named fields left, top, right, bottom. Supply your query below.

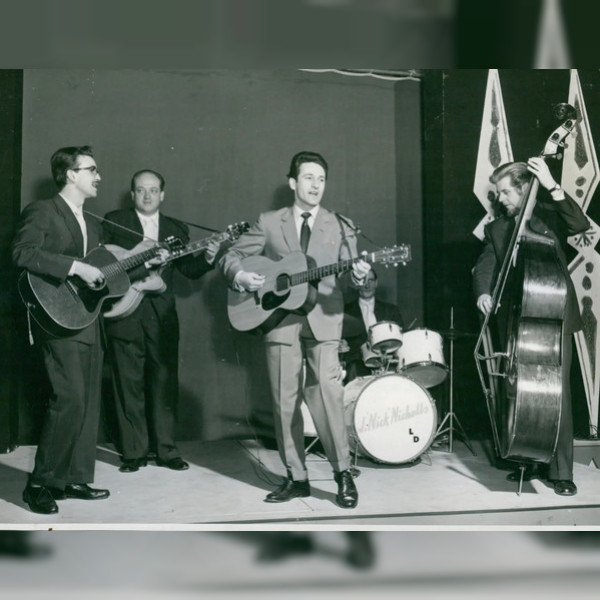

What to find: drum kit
left=338, top=311, right=475, bottom=467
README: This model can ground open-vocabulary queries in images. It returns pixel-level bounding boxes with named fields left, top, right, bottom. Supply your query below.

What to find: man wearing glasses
left=12, top=145, right=110, bottom=514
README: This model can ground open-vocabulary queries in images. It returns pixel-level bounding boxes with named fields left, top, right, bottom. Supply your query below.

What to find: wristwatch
left=550, top=183, right=561, bottom=193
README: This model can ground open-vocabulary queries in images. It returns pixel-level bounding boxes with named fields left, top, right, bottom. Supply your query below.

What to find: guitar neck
left=166, top=232, right=228, bottom=263
left=101, top=247, right=161, bottom=278
left=291, top=253, right=374, bottom=286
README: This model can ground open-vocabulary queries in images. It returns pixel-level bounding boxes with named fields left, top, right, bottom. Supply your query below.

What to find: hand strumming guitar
left=71, top=260, right=105, bottom=288
left=234, top=270, right=266, bottom=292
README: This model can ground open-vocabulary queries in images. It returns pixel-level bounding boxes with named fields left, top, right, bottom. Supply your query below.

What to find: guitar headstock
left=226, top=221, right=250, bottom=242
left=371, top=244, right=412, bottom=267
left=163, top=235, right=186, bottom=256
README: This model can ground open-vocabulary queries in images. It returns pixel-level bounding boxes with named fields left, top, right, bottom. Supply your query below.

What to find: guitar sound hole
left=275, top=273, right=291, bottom=292
left=261, top=289, right=291, bottom=311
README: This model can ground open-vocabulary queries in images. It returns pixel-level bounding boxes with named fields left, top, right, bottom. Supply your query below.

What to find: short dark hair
left=50, top=146, right=94, bottom=189
left=490, top=161, right=531, bottom=191
left=287, top=151, right=328, bottom=180
left=130, top=169, right=165, bottom=192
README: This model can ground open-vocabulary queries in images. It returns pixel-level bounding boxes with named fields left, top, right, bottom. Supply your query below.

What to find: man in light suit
left=12, top=145, right=110, bottom=514
left=473, top=157, right=589, bottom=496
left=220, top=151, right=371, bottom=508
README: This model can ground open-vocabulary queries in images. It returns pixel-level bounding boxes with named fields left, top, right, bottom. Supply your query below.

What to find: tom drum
left=396, top=328, right=448, bottom=388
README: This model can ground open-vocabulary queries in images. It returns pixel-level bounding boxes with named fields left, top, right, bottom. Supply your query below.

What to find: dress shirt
left=358, top=297, right=377, bottom=329
left=136, top=210, right=160, bottom=241
left=61, top=194, right=87, bottom=255
left=293, top=204, right=319, bottom=240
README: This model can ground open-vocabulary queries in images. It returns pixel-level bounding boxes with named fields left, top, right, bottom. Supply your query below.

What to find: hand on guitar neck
left=143, top=247, right=170, bottom=271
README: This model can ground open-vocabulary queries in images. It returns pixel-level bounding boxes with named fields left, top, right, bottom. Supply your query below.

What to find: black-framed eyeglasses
left=72, top=165, right=99, bottom=174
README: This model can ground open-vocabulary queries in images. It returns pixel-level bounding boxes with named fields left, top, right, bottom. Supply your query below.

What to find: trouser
left=548, top=334, right=574, bottom=481
left=32, top=325, right=103, bottom=489
left=107, top=305, right=180, bottom=461
left=264, top=319, right=351, bottom=481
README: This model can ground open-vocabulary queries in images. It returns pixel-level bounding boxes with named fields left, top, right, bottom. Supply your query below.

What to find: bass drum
left=343, top=374, right=437, bottom=464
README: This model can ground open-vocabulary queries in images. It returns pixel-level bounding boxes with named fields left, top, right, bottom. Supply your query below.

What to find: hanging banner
left=472, top=69, right=513, bottom=241
left=564, top=69, right=600, bottom=435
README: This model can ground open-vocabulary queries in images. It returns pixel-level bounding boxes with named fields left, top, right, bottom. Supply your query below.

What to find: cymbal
left=438, top=328, right=478, bottom=339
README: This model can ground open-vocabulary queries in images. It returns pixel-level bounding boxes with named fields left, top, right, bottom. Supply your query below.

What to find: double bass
left=474, top=103, right=579, bottom=483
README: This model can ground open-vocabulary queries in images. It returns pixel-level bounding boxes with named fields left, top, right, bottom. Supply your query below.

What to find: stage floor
left=0, top=438, right=599, bottom=527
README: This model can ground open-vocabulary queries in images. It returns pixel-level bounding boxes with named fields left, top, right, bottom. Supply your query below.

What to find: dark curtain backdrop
left=13, top=69, right=422, bottom=444
left=0, top=70, right=23, bottom=452
left=423, top=69, right=600, bottom=439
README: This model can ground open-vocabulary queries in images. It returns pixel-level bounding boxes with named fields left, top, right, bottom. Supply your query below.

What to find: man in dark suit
left=473, top=157, right=589, bottom=496
left=102, top=170, right=219, bottom=473
left=342, top=268, right=404, bottom=382
left=220, top=151, right=371, bottom=508
left=12, top=145, right=110, bottom=514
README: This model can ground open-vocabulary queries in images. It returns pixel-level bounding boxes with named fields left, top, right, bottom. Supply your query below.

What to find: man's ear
left=288, top=177, right=297, bottom=191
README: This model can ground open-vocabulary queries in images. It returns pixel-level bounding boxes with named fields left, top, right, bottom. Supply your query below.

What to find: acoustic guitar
left=19, top=222, right=249, bottom=335
left=103, top=222, right=249, bottom=319
left=227, top=244, right=411, bottom=334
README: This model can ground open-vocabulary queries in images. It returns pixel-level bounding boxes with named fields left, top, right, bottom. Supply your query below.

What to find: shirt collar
left=293, top=204, right=319, bottom=223
left=136, top=210, right=159, bottom=224
left=60, top=193, right=83, bottom=216
left=358, top=296, right=375, bottom=310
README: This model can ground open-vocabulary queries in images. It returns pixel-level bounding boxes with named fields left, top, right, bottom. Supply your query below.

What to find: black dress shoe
left=119, top=457, right=148, bottom=473
left=22, top=484, right=58, bottom=514
left=552, top=480, right=577, bottom=496
left=156, top=457, right=189, bottom=471
left=64, top=484, right=110, bottom=500
left=264, top=478, right=311, bottom=503
left=506, top=464, right=544, bottom=482
left=334, top=469, right=358, bottom=509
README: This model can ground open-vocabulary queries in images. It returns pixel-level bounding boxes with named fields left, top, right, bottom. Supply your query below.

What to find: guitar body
left=19, top=245, right=130, bottom=334
left=102, top=242, right=167, bottom=319
left=227, top=252, right=318, bottom=334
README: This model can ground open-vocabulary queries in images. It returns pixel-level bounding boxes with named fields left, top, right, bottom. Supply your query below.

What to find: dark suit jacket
left=473, top=192, right=589, bottom=334
left=102, top=208, right=213, bottom=340
left=11, top=195, right=104, bottom=344
left=342, top=298, right=404, bottom=365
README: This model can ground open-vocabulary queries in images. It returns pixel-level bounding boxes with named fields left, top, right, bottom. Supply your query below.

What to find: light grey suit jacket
left=220, top=205, right=360, bottom=344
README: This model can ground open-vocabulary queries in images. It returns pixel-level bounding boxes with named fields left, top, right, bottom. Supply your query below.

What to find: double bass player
left=473, top=157, right=589, bottom=496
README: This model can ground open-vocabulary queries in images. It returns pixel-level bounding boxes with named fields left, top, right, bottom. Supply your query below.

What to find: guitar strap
left=83, top=210, right=151, bottom=242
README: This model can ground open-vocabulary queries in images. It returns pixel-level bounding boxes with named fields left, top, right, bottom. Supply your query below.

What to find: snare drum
left=396, top=328, right=448, bottom=388
left=343, top=374, right=437, bottom=464
left=368, top=321, right=403, bottom=353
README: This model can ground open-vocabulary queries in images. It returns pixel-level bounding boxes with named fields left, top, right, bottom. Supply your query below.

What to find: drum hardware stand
left=435, top=308, right=476, bottom=456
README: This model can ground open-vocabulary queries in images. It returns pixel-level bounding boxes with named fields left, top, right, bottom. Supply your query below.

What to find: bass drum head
left=344, top=374, right=437, bottom=464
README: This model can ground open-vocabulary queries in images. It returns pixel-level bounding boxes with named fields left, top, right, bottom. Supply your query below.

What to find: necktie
left=300, top=212, right=311, bottom=253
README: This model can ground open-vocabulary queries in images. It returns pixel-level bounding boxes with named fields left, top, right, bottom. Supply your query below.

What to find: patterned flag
left=563, top=69, right=600, bottom=436
left=472, top=69, right=513, bottom=241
